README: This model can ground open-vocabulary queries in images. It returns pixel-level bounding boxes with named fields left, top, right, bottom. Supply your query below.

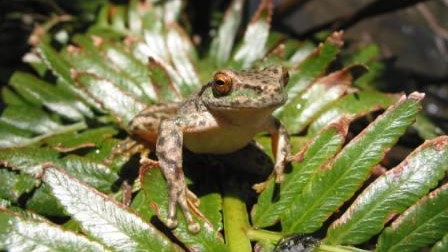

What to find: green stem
left=318, top=244, right=372, bottom=252
left=222, top=179, right=251, bottom=252
left=246, top=228, right=282, bottom=244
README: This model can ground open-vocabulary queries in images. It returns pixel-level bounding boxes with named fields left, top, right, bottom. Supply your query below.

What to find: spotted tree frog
left=128, top=65, right=291, bottom=232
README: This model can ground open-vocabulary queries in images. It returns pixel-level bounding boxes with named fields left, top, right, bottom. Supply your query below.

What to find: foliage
left=1, top=0, right=447, bottom=251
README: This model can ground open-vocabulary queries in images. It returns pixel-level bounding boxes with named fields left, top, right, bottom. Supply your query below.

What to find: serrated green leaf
left=43, top=165, right=180, bottom=252
left=66, top=37, right=150, bottom=103
left=147, top=58, right=183, bottom=102
left=209, top=0, right=244, bottom=65
left=101, top=42, right=157, bottom=101
left=44, top=127, right=117, bottom=152
left=308, top=91, right=399, bottom=135
left=0, top=121, right=33, bottom=148
left=73, top=72, right=146, bottom=127
left=0, top=170, right=37, bottom=203
left=233, top=0, right=272, bottom=68
left=278, top=67, right=353, bottom=133
left=0, top=209, right=110, bottom=252
left=139, top=168, right=226, bottom=251
left=26, top=184, right=66, bottom=217
left=432, top=233, right=448, bottom=252
left=37, top=43, right=98, bottom=112
left=281, top=32, right=344, bottom=104
left=9, top=72, right=90, bottom=121
left=59, top=155, right=118, bottom=193
left=1, top=106, right=63, bottom=135
left=326, top=136, right=448, bottom=245
left=281, top=92, right=423, bottom=234
left=0, top=146, right=59, bottom=176
left=377, top=183, right=448, bottom=252
left=166, top=23, right=200, bottom=93
left=252, top=117, right=350, bottom=227
left=1, top=87, right=26, bottom=106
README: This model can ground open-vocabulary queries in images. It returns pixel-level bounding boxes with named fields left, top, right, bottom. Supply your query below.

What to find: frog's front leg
left=269, top=117, right=291, bottom=183
left=156, top=113, right=217, bottom=233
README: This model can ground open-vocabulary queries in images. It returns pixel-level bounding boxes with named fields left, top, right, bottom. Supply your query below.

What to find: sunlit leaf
left=209, top=0, right=244, bottom=65
left=326, top=136, right=448, bottom=245
left=1, top=106, right=63, bottom=135
left=0, top=209, right=110, bottom=252
left=73, top=72, right=146, bottom=127
left=0, top=170, right=37, bottom=203
left=9, top=72, right=89, bottom=121
left=278, top=66, right=355, bottom=133
left=252, top=117, right=350, bottom=228
left=307, top=91, right=399, bottom=135
left=43, top=165, right=180, bottom=252
left=281, top=93, right=423, bottom=234
left=138, top=167, right=226, bottom=251
left=233, top=0, right=272, bottom=68
left=377, top=183, right=448, bottom=252
left=432, top=233, right=448, bottom=252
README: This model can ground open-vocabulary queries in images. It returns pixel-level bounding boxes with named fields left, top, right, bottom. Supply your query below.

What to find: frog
left=128, top=65, right=291, bottom=233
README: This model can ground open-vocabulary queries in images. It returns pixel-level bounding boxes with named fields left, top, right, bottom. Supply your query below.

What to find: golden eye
left=213, top=72, right=232, bottom=96
left=281, top=67, right=289, bottom=87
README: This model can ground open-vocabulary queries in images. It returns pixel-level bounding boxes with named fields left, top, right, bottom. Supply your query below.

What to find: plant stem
left=318, top=244, right=372, bottom=252
left=222, top=179, right=251, bottom=252
left=246, top=228, right=282, bottom=244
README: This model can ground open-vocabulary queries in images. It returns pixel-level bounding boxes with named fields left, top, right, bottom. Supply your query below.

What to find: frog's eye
left=280, top=67, right=289, bottom=87
left=213, top=72, right=233, bottom=96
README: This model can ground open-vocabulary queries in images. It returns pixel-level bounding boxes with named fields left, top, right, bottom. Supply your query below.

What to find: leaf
left=252, top=117, right=350, bottom=228
left=233, top=0, right=272, bottom=68
left=44, top=127, right=118, bottom=152
left=209, top=0, right=244, bottom=65
left=281, top=92, right=424, bottom=234
left=0, top=209, right=110, bottom=252
left=1, top=87, right=26, bottom=106
left=0, top=169, right=37, bottom=203
left=326, top=136, right=448, bottom=245
left=281, top=31, right=344, bottom=104
left=278, top=66, right=355, bottom=133
left=59, top=155, right=119, bottom=193
left=37, top=42, right=98, bottom=112
left=376, top=183, right=448, bottom=252
left=147, top=57, right=183, bottom=102
left=101, top=42, right=157, bottom=101
left=0, top=122, right=34, bottom=148
left=166, top=23, right=200, bottom=94
left=0, top=146, right=59, bottom=177
left=432, top=233, right=448, bottom=252
left=1, top=106, right=63, bottom=135
left=66, top=36, right=150, bottom=103
left=139, top=167, right=226, bottom=252
left=25, top=184, right=66, bottom=217
left=9, top=72, right=90, bottom=121
left=42, top=165, right=180, bottom=252
left=73, top=72, right=146, bottom=127
left=307, top=91, right=399, bottom=135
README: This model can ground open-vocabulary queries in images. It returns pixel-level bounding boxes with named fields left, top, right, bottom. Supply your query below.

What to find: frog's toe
left=166, top=218, right=178, bottom=229
left=187, top=222, right=201, bottom=233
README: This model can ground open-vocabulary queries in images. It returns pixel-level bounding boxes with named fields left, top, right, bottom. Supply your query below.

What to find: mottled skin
left=129, top=65, right=291, bottom=232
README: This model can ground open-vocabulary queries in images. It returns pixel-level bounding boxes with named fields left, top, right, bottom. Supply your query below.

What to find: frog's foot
left=105, top=138, right=146, bottom=164
left=166, top=185, right=201, bottom=233
left=139, top=156, right=159, bottom=168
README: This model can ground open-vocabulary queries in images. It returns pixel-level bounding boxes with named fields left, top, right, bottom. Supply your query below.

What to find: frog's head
left=200, top=66, right=289, bottom=111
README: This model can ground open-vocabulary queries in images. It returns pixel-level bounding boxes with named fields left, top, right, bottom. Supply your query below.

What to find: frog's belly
left=183, top=127, right=258, bottom=154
